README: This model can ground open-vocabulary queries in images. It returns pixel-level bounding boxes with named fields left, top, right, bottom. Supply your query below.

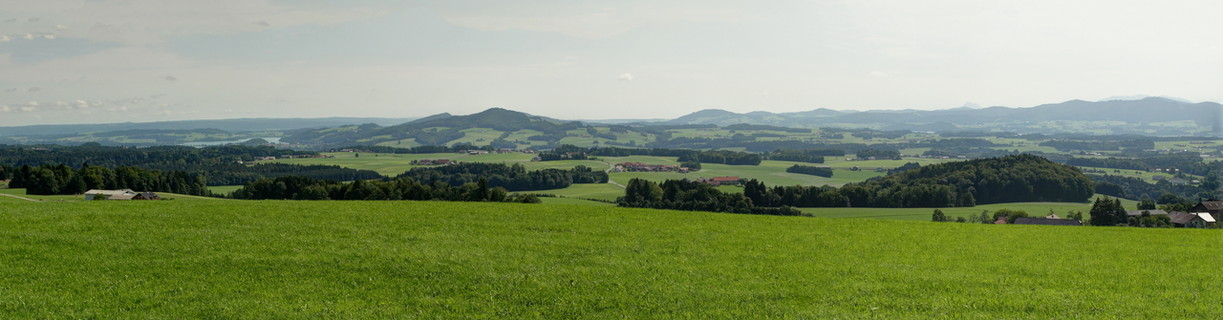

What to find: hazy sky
left=2, top=0, right=1222, bottom=126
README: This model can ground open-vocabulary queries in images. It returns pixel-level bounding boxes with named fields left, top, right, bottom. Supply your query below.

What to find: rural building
left=1012, top=217, right=1083, bottom=226
left=84, top=189, right=136, bottom=200
left=1190, top=201, right=1223, bottom=221
left=83, top=189, right=159, bottom=200
left=1168, top=212, right=1215, bottom=228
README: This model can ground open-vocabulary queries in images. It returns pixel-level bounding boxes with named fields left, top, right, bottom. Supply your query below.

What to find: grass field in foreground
left=1, top=200, right=1219, bottom=318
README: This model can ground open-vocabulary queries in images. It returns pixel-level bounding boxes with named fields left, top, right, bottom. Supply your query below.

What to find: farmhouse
left=1190, top=201, right=1223, bottom=221
left=1168, top=212, right=1215, bottom=228
left=84, top=189, right=160, bottom=201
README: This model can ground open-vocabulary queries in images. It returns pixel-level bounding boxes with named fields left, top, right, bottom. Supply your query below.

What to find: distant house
left=994, top=216, right=1009, bottom=224
left=1045, top=213, right=1061, bottom=219
left=1168, top=212, right=1215, bottom=228
left=84, top=189, right=136, bottom=200
left=1012, top=217, right=1083, bottom=226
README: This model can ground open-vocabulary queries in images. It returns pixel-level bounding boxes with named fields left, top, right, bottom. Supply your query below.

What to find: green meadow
left=0, top=200, right=1218, bottom=318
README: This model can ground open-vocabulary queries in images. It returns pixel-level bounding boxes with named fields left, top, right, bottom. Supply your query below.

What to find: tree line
left=617, top=178, right=803, bottom=216
left=396, top=163, right=607, bottom=191
left=0, top=144, right=381, bottom=186
left=6, top=163, right=209, bottom=196
left=785, top=165, right=833, bottom=177
left=638, top=155, right=1093, bottom=211
left=229, top=175, right=540, bottom=203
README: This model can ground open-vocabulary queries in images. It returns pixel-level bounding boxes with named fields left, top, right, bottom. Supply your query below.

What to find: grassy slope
left=0, top=200, right=1218, bottom=318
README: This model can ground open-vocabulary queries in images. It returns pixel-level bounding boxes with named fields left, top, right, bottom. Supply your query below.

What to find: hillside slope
left=1, top=201, right=1217, bottom=318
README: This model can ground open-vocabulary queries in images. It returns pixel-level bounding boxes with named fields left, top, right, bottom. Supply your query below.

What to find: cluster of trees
left=856, top=149, right=901, bottom=160
left=740, top=155, right=1093, bottom=208
left=887, top=162, right=921, bottom=175
left=397, top=163, right=607, bottom=191
left=675, top=150, right=761, bottom=165
left=785, top=165, right=833, bottom=177
left=0, top=165, right=11, bottom=181
left=1088, top=196, right=1171, bottom=227
left=932, top=209, right=1085, bottom=224
left=229, top=176, right=539, bottom=203
left=6, top=163, right=209, bottom=196
left=334, top=144, right=492, bottom=154
left=1091, top=174, right=1219, bottom=203
left=763, top=149, right=835, bottom=163
left=617, top=178, right=803, bottom=216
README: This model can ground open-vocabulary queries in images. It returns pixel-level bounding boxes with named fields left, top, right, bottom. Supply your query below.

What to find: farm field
left=800, top=195, right=1137, bottom=221
left=0, top=200, right=1218, bottom=318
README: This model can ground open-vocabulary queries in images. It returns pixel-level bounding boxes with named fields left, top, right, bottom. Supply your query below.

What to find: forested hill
left=282, top=108, right=584, bottom=146
left=622, top=155, right=1096, bottom=213
left=839, top=154, right=1095, bottom=206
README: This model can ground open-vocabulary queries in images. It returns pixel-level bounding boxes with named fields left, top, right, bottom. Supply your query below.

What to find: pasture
left=0, top=200, right=1217, bottom=318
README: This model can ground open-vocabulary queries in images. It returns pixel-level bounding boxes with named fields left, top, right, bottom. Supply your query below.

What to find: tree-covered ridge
left=7, top=163, right=208, bottom=196
left=0, top=144, right=381, bottom=185
left=230, top=176, right=539, bottom=203
left=847, top=154, right=1094, bottom=206
left=623, top=155, right=1095, bottom=213
left=397, top=163, right=608, bottom=191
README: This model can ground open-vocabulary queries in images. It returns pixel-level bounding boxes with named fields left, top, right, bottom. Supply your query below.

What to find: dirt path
left=599, top=161, right=627, bottom=188
left=0, top=193, right=42, bottom=202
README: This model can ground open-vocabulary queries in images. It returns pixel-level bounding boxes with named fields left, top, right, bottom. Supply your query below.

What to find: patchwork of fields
left=0, top=201, right=1218, bottom=318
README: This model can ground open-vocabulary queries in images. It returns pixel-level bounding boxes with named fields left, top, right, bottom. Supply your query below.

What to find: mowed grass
left=0, top=200, right=1218, bottom=318
left=802, top=195, right=1137, bottom=221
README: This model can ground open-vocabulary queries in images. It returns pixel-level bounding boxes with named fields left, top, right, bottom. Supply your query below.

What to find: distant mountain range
left=651, top=97, right=1221, bottom=135
left=1, top=97, right=1219, bottom=147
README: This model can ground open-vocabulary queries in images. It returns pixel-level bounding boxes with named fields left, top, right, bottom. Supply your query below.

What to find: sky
left=2, top=0, right=1222, bottom=126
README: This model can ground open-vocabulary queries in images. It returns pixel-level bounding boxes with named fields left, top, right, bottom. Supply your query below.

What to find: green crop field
left=800, top=195, right=1137, bottom=221
left=0, top=200, right=1218, bottom=318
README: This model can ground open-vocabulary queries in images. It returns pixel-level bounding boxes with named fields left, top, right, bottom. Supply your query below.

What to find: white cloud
left=55, top=24, right=67, bottom=30
left=0, top=105, right=9, bottom=112
left=42, top=34, right=55, bottom=40
left=618, top=73, right=634, bottom=81
left=19, top=106, right=35, bottom=112
left=0, top=36, right=9, bottom=42
left=22, top=33, right=33, bottom=40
